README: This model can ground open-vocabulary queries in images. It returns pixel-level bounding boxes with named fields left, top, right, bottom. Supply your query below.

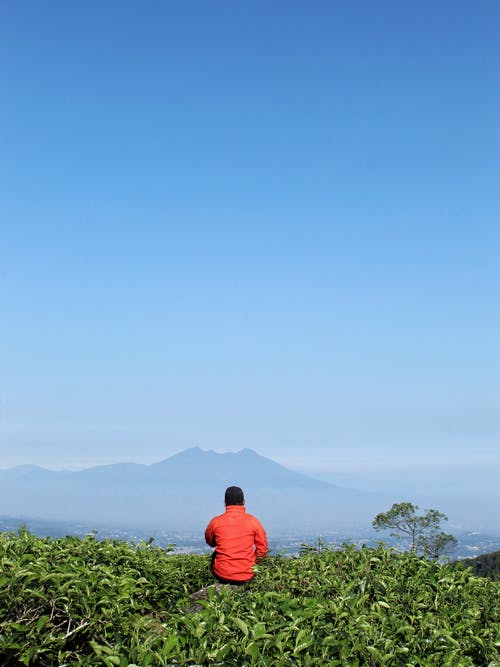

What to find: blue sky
left=1, top=1, right=499, bottom=475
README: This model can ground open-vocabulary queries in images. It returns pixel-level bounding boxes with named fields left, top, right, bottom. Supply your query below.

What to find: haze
left=1, top=2, right=499, bottom=518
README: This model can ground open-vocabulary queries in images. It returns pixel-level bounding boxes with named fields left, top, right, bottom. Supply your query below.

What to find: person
left=205, top=486, right=268, bottom=585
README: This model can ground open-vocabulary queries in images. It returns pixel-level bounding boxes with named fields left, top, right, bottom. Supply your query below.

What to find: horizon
left=1, top=444, right=499, bottom=536
left=2, top=445, right=499, bottom=492
left=2, top=445, right=499, bottom=478
left=1, top=2, right=499, bottom=488
left=2, top=445, right=498, bottom=508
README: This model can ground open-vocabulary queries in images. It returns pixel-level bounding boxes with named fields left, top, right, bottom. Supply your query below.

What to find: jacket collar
left=225, top=504, right=246, bottom=513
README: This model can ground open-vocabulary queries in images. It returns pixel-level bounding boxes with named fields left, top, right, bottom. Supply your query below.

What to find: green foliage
left=457, top=550, right=500, bottom=581
left=372, top=502, right=457, bottom=558
left=1, top=529, right=499, bottom=666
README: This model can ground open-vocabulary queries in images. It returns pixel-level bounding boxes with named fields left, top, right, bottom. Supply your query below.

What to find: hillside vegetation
left=0, top=530, right=498, bottom=666
left=457, top=550, right=500, bottom=582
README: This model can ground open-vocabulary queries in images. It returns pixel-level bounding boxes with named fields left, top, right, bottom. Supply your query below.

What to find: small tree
left=372, top=502, right=456, bottom=559
left=417, top=529, right=457, bottom=560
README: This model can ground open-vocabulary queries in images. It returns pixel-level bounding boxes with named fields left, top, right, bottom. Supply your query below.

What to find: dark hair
left=225, top=486, right=244, bottom=506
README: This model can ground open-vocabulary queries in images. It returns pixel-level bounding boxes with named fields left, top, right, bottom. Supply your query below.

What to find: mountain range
left=0, top=447, right=387, bottom=532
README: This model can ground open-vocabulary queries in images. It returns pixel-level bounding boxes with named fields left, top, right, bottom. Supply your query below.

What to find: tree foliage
left=372, top=502, right=457, bottom=558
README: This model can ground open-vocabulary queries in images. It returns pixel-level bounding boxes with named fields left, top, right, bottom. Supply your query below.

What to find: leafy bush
left=1, top=529, right=498, bottom=665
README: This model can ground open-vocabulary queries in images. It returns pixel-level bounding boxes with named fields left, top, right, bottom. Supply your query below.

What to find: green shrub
left=1, top=530, right=498, bottom=666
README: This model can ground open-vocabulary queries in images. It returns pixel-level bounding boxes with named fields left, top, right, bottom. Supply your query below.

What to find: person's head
left=224, top=486, right=245, bottom=506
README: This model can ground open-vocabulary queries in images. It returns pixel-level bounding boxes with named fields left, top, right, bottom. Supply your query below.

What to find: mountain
left=0, top=448, right=387, bottom=532
left=0, top=464, right=54, bottom=479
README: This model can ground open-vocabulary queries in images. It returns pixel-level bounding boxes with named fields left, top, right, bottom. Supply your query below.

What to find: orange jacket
left=205, top=505, right=268, bottom=582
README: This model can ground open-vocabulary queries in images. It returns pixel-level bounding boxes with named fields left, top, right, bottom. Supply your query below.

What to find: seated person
left=205, top=486, right=268, bottom=584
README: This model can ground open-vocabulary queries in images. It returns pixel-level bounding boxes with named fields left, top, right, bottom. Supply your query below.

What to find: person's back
left=205, top=486, right=268, bottom=584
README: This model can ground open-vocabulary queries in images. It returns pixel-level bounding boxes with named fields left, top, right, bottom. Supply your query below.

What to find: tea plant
left=1, top=529, right=498, bottom=665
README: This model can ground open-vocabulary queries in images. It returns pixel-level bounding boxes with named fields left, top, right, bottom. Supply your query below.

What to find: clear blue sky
left=1, top=1, right=499, bottom=474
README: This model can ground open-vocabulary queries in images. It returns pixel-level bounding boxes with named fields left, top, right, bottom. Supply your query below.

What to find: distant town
left=1, top=515, right=498, bottom=561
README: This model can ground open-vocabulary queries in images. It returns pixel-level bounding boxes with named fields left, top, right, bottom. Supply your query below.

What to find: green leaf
left=233, top=617, right=249, bottom=636
left=35, top=615, right=50, bottom=632
left=161, top=635, right=178, bottom=655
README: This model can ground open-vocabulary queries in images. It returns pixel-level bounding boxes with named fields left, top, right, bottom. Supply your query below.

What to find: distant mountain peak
left=238, top=448, right=259, bottom=456
left=0, top=446, right=385, bottom=532
left=0, top=464, right=51, bottom=479
left=157, top=447, right=262, bottom=465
